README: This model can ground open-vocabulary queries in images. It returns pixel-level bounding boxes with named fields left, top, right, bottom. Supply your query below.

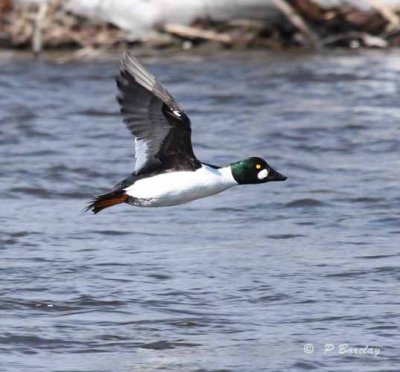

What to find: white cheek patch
left=257, top=169, right=269, bottom=180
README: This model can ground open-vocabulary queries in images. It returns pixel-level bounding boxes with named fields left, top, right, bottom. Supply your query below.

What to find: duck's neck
left=201, top=163, right=237, bottom=187
left=219, top=165, right=237, bottom=186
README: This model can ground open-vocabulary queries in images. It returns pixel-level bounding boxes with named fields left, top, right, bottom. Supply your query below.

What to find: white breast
left=124, top=165, right=237, bottom=207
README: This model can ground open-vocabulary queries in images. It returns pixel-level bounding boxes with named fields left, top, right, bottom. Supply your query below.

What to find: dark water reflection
left=0, top=50, right=399, bottom=371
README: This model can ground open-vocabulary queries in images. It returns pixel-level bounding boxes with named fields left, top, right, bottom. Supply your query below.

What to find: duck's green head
left=230, top=157, right=287, bottom=185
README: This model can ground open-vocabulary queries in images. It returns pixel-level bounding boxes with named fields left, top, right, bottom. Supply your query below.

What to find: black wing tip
left=120, top=50, right=132, bottom=69
left=118, top=52, right=133, bottom=81
left=119, top=51, right=142, bottom=76
left=121, top=50, right=133, bottom=63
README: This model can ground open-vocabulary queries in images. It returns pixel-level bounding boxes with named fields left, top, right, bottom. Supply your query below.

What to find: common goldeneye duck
left=86, top=52, right=287, bottom=214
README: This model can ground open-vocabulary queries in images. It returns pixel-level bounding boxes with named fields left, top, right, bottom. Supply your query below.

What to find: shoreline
left=1, top=46, right=399, bottom=65
left=2, top=1, right=400, bottom=56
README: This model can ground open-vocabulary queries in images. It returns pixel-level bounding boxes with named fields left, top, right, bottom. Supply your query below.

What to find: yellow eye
left=255, top=164, right=261, bottom=170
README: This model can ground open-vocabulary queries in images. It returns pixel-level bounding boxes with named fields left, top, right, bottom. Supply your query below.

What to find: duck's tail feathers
left=85, top=190, right=128, bottom=214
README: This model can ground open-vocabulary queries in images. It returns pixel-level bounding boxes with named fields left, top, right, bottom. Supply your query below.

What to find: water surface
left=0, top=50, right=399, bottom=371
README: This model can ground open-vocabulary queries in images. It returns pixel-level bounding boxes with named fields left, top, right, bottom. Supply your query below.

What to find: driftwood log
left=3, top=0, right=400, bottom=52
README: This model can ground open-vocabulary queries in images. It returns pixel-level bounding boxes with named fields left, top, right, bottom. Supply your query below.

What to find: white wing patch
left=173, top=110, right=182, bottom=117
left=134, top=138, right=149, bottom=173
left=257, top=169, right=269, bottom=180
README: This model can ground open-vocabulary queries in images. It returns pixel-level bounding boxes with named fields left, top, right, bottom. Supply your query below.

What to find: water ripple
left=1, top=51, right=399, bottom=371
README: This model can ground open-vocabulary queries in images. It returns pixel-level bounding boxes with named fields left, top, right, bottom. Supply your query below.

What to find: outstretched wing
left=116, top=52, right=201, bottom=175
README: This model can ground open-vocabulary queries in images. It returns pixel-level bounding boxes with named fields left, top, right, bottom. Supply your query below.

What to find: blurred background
left=1, top=1, right=400, bottom=372
left=2, top=0, right=400, bottom=54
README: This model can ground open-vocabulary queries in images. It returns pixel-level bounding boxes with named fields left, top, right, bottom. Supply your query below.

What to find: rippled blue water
left=0, top=50, right=399, bottom=371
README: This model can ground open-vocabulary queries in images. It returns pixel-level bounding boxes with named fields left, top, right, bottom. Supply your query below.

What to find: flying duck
left=86, top=52, right=287, bottom=214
